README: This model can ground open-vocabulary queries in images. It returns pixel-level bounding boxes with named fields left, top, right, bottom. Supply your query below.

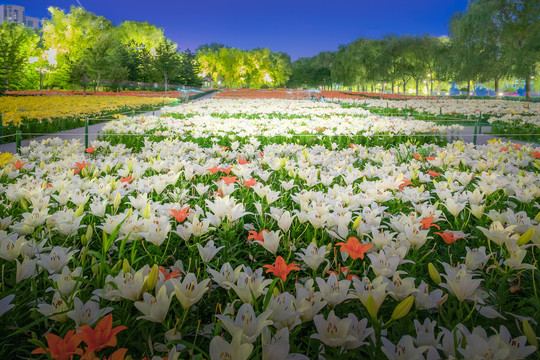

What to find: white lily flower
left=216, top=302, right=272, bottom=344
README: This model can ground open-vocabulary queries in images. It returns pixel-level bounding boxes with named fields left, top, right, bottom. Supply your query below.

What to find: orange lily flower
left=106, top=348, right=128, bottom=360
left=78, top=314, right=126, bottom=353
left=219, top=145, right=229, bottom=151
left=499, top=147, right=509, bottom=152
left=399, top=179, right=413, bottom=190
left=157, top=266, right=182, bottom=280
left=413, top=153, right=422, bottom=160
left=31, top=330, right=83, bottom=360
left=425, top=156, right=435, bottom=161
left=219, top=176, right=238, bottom=185
left=75, top=162, right=91, bottom=171
left=10, top=160, right=28, bottom=170
left=513, top=144, right=522, bottom=150
left=207, top=166, right=221, bottom=174
left=263, top=256, right=299, bottom=282
left=85, top=147, right=97, bottom=154
left=531, top=151, right=540, bottom=159
left=244, top=178, right=258, bottom=188
left=247, top=230, right=269, bottom=242
left=327, top=265, right=358, bottom=281
left=238, top=156, right=249, bottom=165
left=120, top=176, right=133, bottom=184
left=427, top=170, right=441, bottom=178
left=81, top=348, right=128, bottom=360
left=169, top=206, right=194, bottom=223
left=336, top=237, right=373, bottom=260
left=435, top=230, right=465, bottom=245
left=220, top=166, right=233, bottom=175
left=420, top=216, right=440, bottom=230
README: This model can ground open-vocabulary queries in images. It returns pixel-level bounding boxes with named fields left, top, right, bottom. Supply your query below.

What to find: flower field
left=1, top=97, right=540, bottom=359
left=0, top=95, right=177, bottom=126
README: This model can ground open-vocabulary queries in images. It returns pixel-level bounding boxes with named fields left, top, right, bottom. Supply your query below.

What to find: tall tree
left=0, top=23, right=38, bottom=92
left=153, top=39, right=182, bottom=95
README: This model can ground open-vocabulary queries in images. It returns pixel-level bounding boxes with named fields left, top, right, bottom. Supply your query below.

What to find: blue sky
left=16, top=0, right=469, bottom=59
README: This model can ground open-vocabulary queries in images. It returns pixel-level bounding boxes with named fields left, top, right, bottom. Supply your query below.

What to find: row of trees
left=196, top=44, right=292, bottom=88
left=289, top=0, right=539, bottom=101
left=1, top=1, right=538, bottom=99
left=0, top=6, right=201, bottom=94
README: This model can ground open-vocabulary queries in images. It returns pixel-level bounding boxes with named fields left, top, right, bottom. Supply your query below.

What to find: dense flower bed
left=331, top=97, right=540, bottom=119
left=0, top=95, right=176, bottom=126
left=0, top=97, right=539, bottom=359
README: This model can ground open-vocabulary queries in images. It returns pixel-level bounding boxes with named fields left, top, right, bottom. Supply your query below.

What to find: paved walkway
left=449, top=126, right=534, bottom=146
left=0, top=92, right=217, bottom=153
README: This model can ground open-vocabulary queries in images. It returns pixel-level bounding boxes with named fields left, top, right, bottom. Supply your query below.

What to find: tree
left=84, top=34, right=117, bottom=91
left=41, top=6, right=115, bottom=89
left=178, top=49, right=202, bottom=87
left=449, top=0, right=539, bottom=100
left=153, top=39, right=182, bottom=95
left=0, top=22, right=38, bottom=92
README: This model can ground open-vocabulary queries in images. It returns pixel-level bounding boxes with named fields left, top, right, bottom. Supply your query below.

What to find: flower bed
left=0, top=95, right=177, bottom=126
left=0, top=97, right=539, bottom=359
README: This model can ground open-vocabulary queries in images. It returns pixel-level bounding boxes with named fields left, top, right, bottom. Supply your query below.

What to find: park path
left=0, top=91, right=217, bottom=154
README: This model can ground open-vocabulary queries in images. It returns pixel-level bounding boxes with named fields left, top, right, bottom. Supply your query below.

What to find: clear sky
left=16, top=0, right=469, bottom=60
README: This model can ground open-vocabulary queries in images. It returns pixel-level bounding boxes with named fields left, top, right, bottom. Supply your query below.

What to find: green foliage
left=0, top=22, right=39, bottom=92
left=196, top=44, right=292, bottom=88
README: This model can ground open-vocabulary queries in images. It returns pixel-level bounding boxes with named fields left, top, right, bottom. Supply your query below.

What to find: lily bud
left=85, top=225, right=93, bottom=245
left=142, top=204, right=152, bottom=219
left=523, top=319, right=538, bottom=348
left=111, top=259, right=122, bottom=272
left=534, top=212, right=540, bottom=223
left=352, top=215, right=363, bottom=230
left=74, top=204, right=85, bottom=218
left=365, top=295, right=378, bottom=320
left=391, top=295, right=414, bottom=320
left=19, top=197, right=29, bottom=211
left=142, top=264, right=159, bottom=293
left=113, top=192, right=122, bottom=212
left=518, top=229, right=535, bottom=246
left=428, top=263, right=441, bottom=285
left=122, top=258, right=131, bottom=274
left=91, top=257, right=99, bottom=276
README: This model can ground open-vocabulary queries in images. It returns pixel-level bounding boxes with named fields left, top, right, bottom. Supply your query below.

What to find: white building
left=0, top=4, right=40, bottom=29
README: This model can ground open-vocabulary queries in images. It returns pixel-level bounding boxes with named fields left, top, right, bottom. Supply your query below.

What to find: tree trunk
left=437, top=82, right=440, bottom=96
left=467, top=81, right=470, bottom=99
left=430, top=80, right=433, bottom=96
left=526, top=76, right=531, bottom=102
left=164, top=71, right=168, bottom=97
left=494, top=77, right=499, bottom=96
left=357, top=85, right=359, bottom=92
left=415, top=79, right=419, bottom=96
left=403, top=81, right=406, bottom=94
left=96, top=72, right=101, bottom=94
left=391, top=81, right=394, bottom=94
left=370, top=84, right=373, bottom=92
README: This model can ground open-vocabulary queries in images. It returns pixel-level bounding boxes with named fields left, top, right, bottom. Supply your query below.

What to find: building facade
left=0, top=4, right=40, bottom=29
